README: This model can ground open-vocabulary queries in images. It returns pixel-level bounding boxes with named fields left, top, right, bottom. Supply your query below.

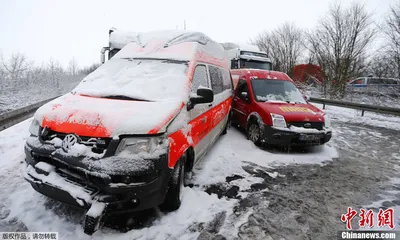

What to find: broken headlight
left=29, top=119, right=41, bottom=137
left=324, top=114, right=331, bottom=128
left=115, top=136, right=168, bottom=156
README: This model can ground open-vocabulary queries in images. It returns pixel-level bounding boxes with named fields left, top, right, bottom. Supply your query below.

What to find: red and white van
left=231, top=69, right=332, bottom=146
left=23, top=30, right=233, bottom=234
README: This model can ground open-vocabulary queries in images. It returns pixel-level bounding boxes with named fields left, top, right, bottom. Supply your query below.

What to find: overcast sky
left=0, top=0, right=397, bottom=68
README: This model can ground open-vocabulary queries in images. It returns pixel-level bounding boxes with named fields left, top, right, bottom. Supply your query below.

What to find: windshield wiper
left=101, top=95, right=151, bottom=101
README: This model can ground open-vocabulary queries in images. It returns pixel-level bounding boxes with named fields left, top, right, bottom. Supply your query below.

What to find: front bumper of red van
left=262, top=125, right=332, bottom=146
left=23, top=136, right=172, bottom=215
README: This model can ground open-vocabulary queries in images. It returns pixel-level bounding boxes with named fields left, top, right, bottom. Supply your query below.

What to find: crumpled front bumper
left=24, top=137, right=172, bottom=214
left=262, top=125, right=332, bottom=146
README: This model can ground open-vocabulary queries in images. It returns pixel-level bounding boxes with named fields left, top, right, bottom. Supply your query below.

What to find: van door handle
left=208, top=103, right=213, bottom=107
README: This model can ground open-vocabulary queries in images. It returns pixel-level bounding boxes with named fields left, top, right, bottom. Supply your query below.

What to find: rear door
left=208, top=65, right=231, bottom=141
left=232, top=79, right=251, bottom=128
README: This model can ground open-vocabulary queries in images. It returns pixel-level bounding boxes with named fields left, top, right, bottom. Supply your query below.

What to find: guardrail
left=309, top=97, right=400, bottom=117
left=1, top=95, right=399, bottom=132
left=0, top=96, right=59, bottom=131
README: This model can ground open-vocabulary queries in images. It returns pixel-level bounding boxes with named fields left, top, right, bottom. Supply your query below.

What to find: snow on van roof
left=110, top=29, right=226, bottom=61
left=110, top=30, right=210, bottom=49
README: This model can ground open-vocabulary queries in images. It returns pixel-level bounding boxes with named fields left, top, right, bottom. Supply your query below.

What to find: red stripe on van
left=42, top=116, right=110, bottom=138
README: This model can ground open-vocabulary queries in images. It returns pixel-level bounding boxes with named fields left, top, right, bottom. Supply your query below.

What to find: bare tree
left=368, top=52, right=395, bottom=78
left=68, top=57, right=79, bottom=76
left=1, top=52, right=32, bottom=82
left=251, top=22, right=305, bottom=75
left=307, top=3, right=376, bottom=97
left=47, top=58, right=64, bottom=92
left=382, top=2, right=400, bottom=79
left=80, top=63, right=101, bottom=75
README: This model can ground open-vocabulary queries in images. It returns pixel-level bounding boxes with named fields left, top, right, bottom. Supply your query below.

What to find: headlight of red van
left=270, top=113, right=287, bottom=128
left=115, top=136, right=168, bottom=156
left=324, top=115, right=331, bottom=128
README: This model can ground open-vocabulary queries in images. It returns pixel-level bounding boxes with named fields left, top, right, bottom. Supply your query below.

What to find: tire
left=221, top=118, right=230, bottom=135
left=159, top=154, right=185, bottom=211
left=247, top=121, right=262, bottom=146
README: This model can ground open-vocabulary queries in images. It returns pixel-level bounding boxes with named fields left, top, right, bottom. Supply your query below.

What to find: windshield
left=73, top=58, right=189, bottom=102
left=240, top=51, right=269, bottom=58
left=240, top=59, right=272, bottom=70
left=251, top=79, right=307, bottom=104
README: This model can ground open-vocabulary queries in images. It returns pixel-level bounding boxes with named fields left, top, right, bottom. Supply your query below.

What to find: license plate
left=299, top=134, right=320, bottom=141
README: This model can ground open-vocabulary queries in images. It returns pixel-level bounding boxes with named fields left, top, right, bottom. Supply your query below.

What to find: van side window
left=191, top=65, right=208, bottom=93
left=209, top=65, right=224, bottom=94
left=368, top=78, right=382, bottom=84
left=382, top=78, right=398, bottom=84
left=221, top=69, right=233, bottom=90
left=350, top=79, right=363, bottom=85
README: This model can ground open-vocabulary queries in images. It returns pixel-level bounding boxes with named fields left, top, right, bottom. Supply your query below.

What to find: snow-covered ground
left=312, top=103, right=400, bottom=131
left=0, top=104, right=399, bottom=239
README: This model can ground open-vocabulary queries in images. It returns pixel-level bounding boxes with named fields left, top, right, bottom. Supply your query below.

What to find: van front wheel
left=247, top=122, right=262, bottom=146
left=159, top=154, right=185, bottom=211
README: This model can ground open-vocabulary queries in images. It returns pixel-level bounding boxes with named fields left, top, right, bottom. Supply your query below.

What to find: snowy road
left=0, top=105, right=399, bottom=239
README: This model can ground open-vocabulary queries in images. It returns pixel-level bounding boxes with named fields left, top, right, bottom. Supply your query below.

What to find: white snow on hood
left=34, top=93, right=183, bottom=136
left=73, top=58, right=190, bottom=102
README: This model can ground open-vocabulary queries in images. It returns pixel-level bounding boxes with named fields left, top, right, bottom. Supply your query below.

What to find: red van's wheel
left=159, top=154, right=186, bottom=211
left=247, top=122, right=261, bottom=145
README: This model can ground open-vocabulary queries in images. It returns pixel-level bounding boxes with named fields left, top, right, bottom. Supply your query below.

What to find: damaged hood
left=34, top=93, right=184, bottom=137
left=259, top=102, right=325, bottom=122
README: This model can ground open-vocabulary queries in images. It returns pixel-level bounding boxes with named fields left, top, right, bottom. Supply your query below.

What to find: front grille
left=32, top=154, right=108, bottom=186
left=287, top=122, right=324, bottom=130
left=41, top=129, right=111, bottom=154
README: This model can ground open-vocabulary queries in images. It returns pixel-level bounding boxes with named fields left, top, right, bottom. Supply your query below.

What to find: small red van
left=231, top=69, right=332, bottom=146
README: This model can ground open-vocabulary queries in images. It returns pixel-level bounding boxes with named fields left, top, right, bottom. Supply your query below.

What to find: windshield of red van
left=73, top=58, right=189, bottom=102
left=251, top=79, right=307, bottom=104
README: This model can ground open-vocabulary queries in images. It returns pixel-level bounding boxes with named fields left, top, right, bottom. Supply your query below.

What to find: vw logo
left=62, top=134, right=79, bottom=152
left=304, top=123, right=312, bottom=128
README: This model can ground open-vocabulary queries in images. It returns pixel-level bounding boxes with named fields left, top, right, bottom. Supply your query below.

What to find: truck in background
left=220, top=42, right=273, bottom=88
left=100, top=28, right=118, bottom=63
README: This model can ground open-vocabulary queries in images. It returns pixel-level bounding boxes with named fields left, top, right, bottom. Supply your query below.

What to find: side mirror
left=304, top=95, right=310, bottom=101
left=187, top=88, right=214, bottom=111
left=100, top=47, right=110, bottom=64
left=240, top=92, right=249, bottom=102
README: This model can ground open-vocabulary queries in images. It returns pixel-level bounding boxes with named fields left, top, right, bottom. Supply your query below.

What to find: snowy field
left=0, top=77, right=83, bottom=115
left=0, top=104, right=399, bottom=239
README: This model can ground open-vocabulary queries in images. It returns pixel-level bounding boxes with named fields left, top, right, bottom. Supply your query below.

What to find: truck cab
left=100, top=27, right=135, bottom=64
left=221, top=42, right=273, bottom=88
